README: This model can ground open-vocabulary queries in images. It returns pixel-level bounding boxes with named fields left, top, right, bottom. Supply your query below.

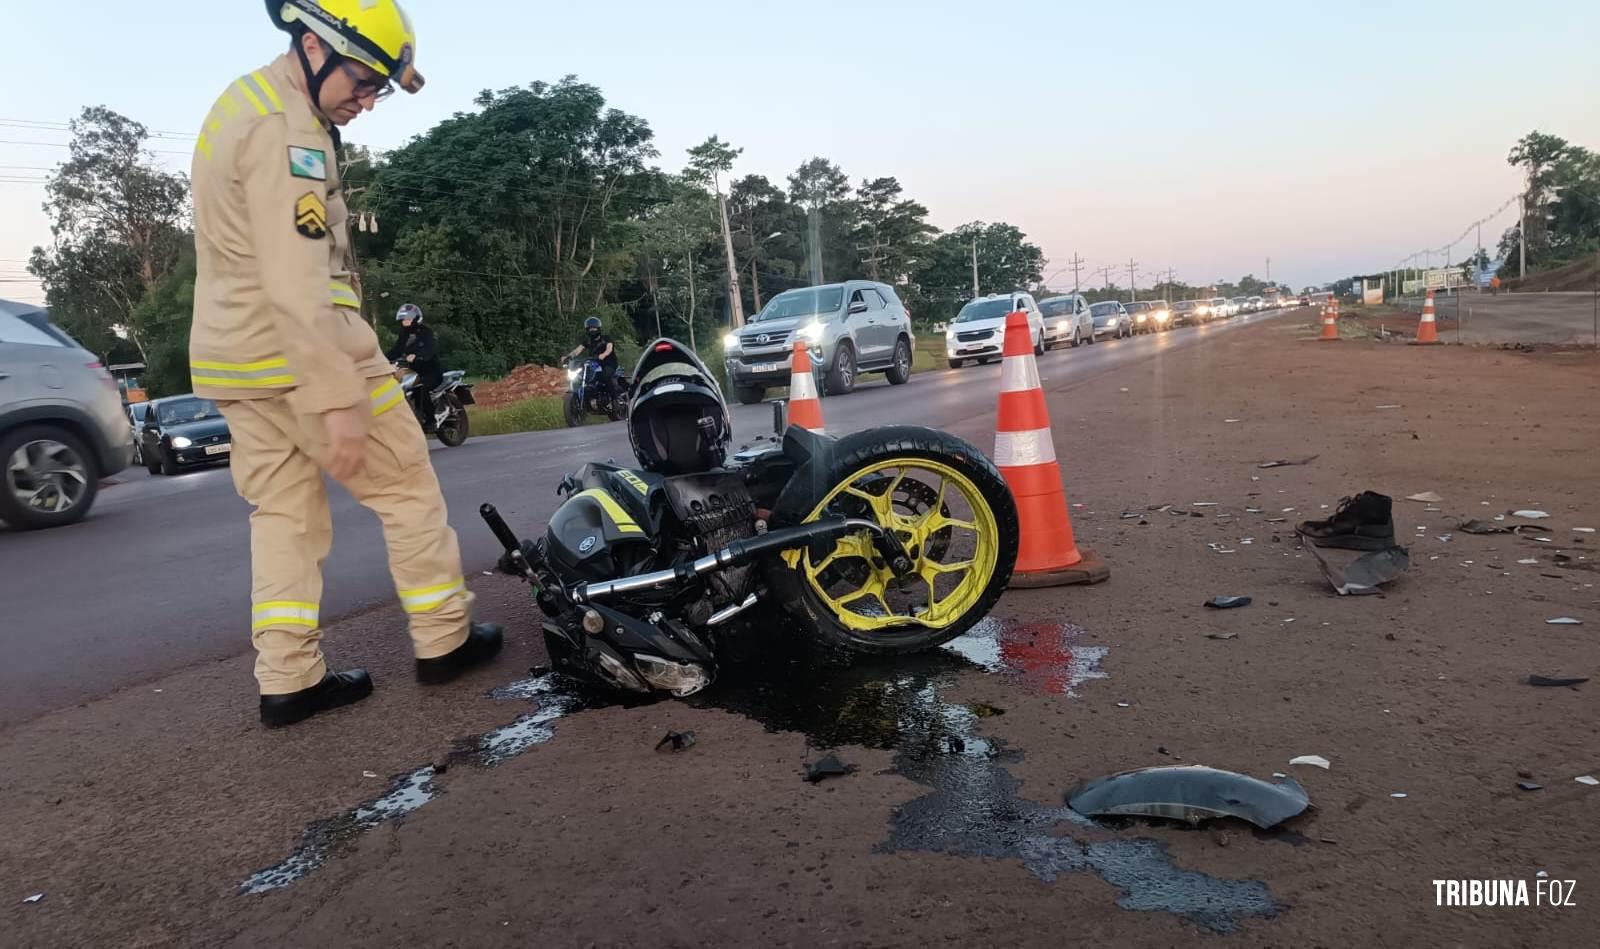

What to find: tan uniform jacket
left=189, top=53, right=389, bottom=414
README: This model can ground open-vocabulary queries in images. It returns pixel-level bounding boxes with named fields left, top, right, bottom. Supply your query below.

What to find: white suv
left=944, top=293, right=1046, bottom=368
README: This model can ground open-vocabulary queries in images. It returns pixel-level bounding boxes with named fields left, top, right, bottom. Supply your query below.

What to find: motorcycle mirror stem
left=479, top=503, right=533, bottom=579
left=772, top=401, right=786, bottom=435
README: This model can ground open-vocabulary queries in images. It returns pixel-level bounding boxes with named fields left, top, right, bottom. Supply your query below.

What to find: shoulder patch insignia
left=295, top=192, right=328, bottom=240
left=288, top=146, right=327, bottom=180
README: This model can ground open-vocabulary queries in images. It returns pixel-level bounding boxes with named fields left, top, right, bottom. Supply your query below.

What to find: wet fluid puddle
left=239, top=618, right=1280, bottom=932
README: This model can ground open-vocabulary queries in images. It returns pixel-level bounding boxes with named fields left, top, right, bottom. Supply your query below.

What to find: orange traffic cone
left=1318, top=300, right=1339, bottom=341
left=785, top=341, right=825, bottom=433
left=994, top=311, right=1109, bottom=588
left=1413, top=289, right=1440, bottom=345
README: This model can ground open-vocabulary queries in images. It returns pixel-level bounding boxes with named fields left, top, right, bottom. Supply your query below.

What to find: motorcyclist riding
left=387, top=303, right=443, bottom=420
left=567, top=316, right=620, bottom=407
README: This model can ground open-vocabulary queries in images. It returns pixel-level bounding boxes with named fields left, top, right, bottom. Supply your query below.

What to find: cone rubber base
left=1408, top=339, right=1441, bottom=346
left=1008, top=547, right=1110, bottom=588
left=1317, top=337, right=1341, bottom=342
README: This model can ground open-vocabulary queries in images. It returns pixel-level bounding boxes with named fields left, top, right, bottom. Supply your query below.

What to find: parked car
left=945, top=292, right=1046, bottom=368
left=1228, top=296, right=1252, bottom=316
left=1210, top=297, right=1233, bottom=318
left=0, top=298, right=133, bottom=529
left=1089, top=300, right=1133, bottom=339
left=1123, top=301, right=1162, bottom=334
left=1037, top=293, right=1095, bottom=349
left=723, top=280, right=915, bottom=403
left=1147, top=299, right=1173, bottom=330
left=1171, top=300, right=1204, bottom=325
left=127, top=401, right=151, bottom=466
left=1247, top=295, right=1265, bottom=312
left=138, top=394, right=232, bottom=475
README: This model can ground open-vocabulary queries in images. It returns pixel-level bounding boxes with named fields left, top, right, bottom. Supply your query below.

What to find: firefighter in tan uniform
left=191, top=0, right=502, bottom=727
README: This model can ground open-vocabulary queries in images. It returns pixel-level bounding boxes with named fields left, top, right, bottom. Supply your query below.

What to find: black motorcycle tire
left=764, top=426, right=1019, bottom=657
left=563, top=393, right=583, bottom=428
left=437, top=394, right=469, bottom=447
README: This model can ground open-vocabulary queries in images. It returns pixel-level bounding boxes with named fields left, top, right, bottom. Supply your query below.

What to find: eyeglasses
left=336, top=60, right=395, bottom=101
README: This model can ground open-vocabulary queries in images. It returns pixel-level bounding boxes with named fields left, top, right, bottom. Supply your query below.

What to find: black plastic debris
left=1206, top=632, right=1239, bottom=641
left=1458, top=520, right=1506, bottom=535
left=1204, top=596, right=1253, bottom=610
left=655, top=729, right=697, bottom=752
left=1518, top=782, right=1544, bottom=792
left=1527, top=675, right=1589, bottom=688
left=1257, top=455, right=1319, bottom=469
left=1067, top=765, right=1309, bottom=830
left=1306, top=543, right=1410, bottom=596
left=804, top=753, right=857, bottom=783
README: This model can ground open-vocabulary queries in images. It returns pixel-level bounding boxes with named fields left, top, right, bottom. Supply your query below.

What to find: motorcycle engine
left=663, top=473, right=757, bottom=621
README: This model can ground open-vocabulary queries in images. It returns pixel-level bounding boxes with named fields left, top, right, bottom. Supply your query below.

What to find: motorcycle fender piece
left=1066, top=765, right=1310, bottom=830
left=587, top=604, right=714, bottom=666
left=545, top=488, right=652, bottom=581
left=454, top=385, right=476, bottom=405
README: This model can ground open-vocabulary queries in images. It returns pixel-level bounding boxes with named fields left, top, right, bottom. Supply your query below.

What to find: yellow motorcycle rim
left=785, top=458, right=999, bottom=633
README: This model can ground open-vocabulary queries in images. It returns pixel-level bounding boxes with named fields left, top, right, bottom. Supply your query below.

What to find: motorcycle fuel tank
left=546, top=488, right=654, bottom=581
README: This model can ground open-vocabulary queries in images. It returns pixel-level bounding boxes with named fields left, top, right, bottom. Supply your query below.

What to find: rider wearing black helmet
left=567, top=316, right=620, bottom=406
left=386, top=303, right=443, bottom=419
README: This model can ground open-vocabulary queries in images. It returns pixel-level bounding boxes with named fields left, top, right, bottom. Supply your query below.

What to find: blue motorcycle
left=563, top=358, right=629, bottom=427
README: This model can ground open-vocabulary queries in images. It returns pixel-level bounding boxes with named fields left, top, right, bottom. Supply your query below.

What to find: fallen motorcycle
left=482, top=338, right=1019, bottom=696
left=394, top=363, right=474, bottom=447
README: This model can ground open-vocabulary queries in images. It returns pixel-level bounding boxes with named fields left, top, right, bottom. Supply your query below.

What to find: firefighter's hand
left=405, top=354, right=416, bottom=363
left=322, top=405, right=369, bottom=481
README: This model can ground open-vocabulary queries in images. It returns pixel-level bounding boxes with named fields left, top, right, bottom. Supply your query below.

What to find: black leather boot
left=416, top=623, right=504, bottom=685
left=259, top=669, right=373, bottom=728
left=1295, top=492, right=1396, bottom=550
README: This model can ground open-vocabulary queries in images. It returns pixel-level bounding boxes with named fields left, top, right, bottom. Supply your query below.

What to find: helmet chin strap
left=293, top=34, right=345, bottom=148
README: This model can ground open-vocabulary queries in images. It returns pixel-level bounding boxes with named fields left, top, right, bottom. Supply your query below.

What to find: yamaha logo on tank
left=578, top=536, right=597, bottom=553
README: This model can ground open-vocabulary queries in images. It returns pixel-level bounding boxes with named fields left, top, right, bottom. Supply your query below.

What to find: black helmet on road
left=396, top=303, right=422, bottom=322
left=627, top=339, right=731, bottom=475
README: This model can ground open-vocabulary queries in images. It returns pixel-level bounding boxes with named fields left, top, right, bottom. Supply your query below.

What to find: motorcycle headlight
left=799, top=322, right=825, bottom=344
left=632, top=654, right=712, bottom=697
left=170, top=436, right=192, bottom=449
left=722, top=332, right=740, bottom=352
left=566, top=368, right=580, bottom=381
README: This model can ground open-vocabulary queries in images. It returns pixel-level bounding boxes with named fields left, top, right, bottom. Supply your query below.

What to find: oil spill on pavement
left=698, top=621, right=1279, bottom=933
left=238, top=672, right=585, bottom=894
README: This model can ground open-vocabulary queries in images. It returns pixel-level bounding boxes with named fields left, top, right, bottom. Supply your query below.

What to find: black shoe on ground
left=416, top=623, right=504, bottom=685
left=1295, top=491, right=1396, bottom=550
left=259, top=669, right=373, bottom=728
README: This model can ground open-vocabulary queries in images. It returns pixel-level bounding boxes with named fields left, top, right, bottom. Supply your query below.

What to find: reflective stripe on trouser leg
left=219, top=398, right=333, bottom=695
left=337, top=388, right=471, bottom=660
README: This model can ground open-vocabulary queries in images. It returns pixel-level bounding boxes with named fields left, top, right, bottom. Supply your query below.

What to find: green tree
left=907, top=222, right=1046, bottom=323
left=729, top=174, right=806, bottom=313
left=852, top=177, right=933, bottom=283
left=27, top=106, right=190, bottom=362
left=637, top=179, right=720, bottom=351
left=127, top=249, right=196, bottom=397
left=787, top=157, right=857, bottom=283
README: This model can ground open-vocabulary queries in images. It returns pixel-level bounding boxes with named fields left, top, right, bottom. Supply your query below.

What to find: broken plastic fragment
left=1288, top=755, right=1330, bottom=770
left=1306, top=543, right=1410, bottom=596
left=1258, top=455, right=1319, bottom=469
left=1204, top=596, right=1252, bottom=609
left=1546, top=617, right=1583, bottom=626
left=1206, top=632, right=1239, bottom=640
left=1066, top=765, right=1309, bottom=830
left=1527, top=675, right=1588, bottom=687
left=1574, top=527, right=1596, bottom=534
left=803, top=753, right=855, bottom=783
left=1405, top=491, right=1444, bottom=503
left=1518, top=782, right=1543, bottom=791
left=1390, top=793, right=1408, bottom=799
left=23, top=894, right=43, bottom=904
left=1517, top=559, right=1539, bottom=565
left=1511, top=510, right=1549, bottom=519
left=655, top=729, right=697, bottom=753
left=1576, top=775, right=1599, bottom=787
left=361, top=770, right=378, bottom=778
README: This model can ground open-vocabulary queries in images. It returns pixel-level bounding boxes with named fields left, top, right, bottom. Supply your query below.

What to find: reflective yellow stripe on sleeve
left=233, top=72, right=282, bottom=117
left=398, top=578, right=466, bottom=614
left=251, top=70, right=284, bottom=113
left=252, top=600, right=319, bottom=631
left=330, top=280, right=361, bottom=309
left=370, top=378, right=406, bottom=417
left=191, top=357, right=296, bottom=389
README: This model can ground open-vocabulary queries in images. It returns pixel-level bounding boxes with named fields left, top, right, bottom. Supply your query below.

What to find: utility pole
left=971, top=238, right=980, bottom=298
left=716, top=185, right=745, bottom=327
left=1097, top=265, right=1116, bottom=291
left=1265, top=256, right=1271, bottom=285
left=1518, top=186, right=1527, bottom=281
left=1126, top=258, right=1139, bottom=303
left=1069, top=253, right=1085, bottom=293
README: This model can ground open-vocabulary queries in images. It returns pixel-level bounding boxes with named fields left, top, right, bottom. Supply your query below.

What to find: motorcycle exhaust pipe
left=573, top=518, right=888, bottom=604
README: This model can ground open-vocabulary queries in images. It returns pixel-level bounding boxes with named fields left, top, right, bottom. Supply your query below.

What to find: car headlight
left=566, top=368, right=580, bottom=381
left=1107, top=317, right=1118, bottom=327
left=1136, top=313, right=1147, bottom=322
left=799, top=322, right=825, bottom=344
left=170, top=436, right=192, bottom=449
left=1156, top=310, right=1170, bottom=321
left=722, top=332, right=740, bottom=352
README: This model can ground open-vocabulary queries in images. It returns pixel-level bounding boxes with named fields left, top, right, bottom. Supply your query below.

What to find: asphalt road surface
left=1394, top=290, right=1600, bottom=344
left=0, top=310, right=1289, bottom=723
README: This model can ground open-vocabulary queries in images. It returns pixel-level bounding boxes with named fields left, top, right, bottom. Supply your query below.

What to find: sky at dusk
left=3, top=0, right=1596, bottom=305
